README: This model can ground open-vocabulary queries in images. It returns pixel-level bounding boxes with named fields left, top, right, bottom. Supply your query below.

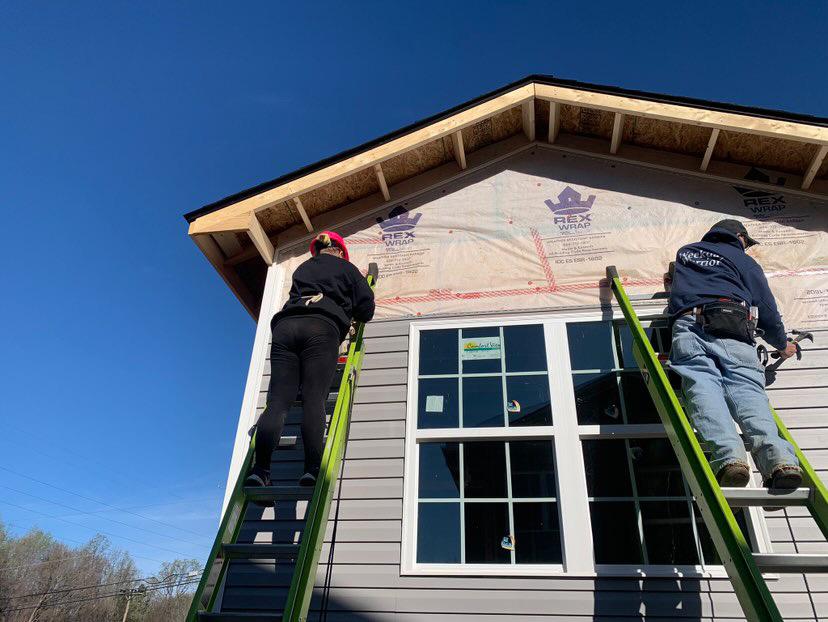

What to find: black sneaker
left=245, top=466, right=271, bottom=488
left=298, top=472, right=318, bottom=487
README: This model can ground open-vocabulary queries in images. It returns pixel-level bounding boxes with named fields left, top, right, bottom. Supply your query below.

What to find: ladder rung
left=627, top=292, right=670, bottom=301
left=753, top=553, right=828, bottom=573
left=244, top=486, right=312, bottom=502
left=278, top=435, right=297, bottom=448
left=221, top=543, right=301, bottom=560
left=722, top=487, right=810, bottom=507
left=198, top=614, right=280, bottom=621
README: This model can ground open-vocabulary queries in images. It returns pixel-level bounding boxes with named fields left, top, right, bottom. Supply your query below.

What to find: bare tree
left=0, top=519, right=199, bottom=622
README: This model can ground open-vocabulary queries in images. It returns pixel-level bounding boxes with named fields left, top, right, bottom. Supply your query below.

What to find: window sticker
left=425, top=395, right=444, bottom=413
left=461, top=336, right=501, bottom=360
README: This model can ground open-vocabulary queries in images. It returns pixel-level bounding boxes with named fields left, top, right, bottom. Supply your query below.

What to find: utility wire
left=1, top=578, right=201, bottom=613
left=0, top=420, right=192, bottom=502
left=0, top=499, right=193, bottom=559
left=7, top=569, right=203, bottom=600
left=1, top=484, right=209, bottom=548
left=53, top=493, right=218, bottom=520
left=0, top=464, right=209, bottom=539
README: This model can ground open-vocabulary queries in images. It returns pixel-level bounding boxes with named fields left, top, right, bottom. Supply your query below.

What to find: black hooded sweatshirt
left=667, top=226, right=786, bottom=349
left=271, top=254, right=375, bottom=340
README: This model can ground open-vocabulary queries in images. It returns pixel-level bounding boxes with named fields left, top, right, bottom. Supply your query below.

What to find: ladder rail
left=771, top=407, right=828, bottom=539
left=282, top=271, right=376, bottom=622
left=187, top=267, right=377, bottom=622
left=606, top=266, right=782, bottom=622
left=186, top=442, right=255, bottom=620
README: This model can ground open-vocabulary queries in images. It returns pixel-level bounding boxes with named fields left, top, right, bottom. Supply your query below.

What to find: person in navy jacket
left=668, top=220, right=800, bottom=491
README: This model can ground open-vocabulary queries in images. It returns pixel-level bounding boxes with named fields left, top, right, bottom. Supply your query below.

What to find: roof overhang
left=185, top=75, right=828, bottom=318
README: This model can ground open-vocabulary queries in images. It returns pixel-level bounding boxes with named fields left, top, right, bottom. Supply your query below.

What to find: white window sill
left=402, top=563, right=776, bottom=581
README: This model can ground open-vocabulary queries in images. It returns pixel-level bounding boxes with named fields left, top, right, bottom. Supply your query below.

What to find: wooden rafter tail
left=522, top=100, right=536, bottom=142
left=247, top=213, right=274, bottom=264
left=374, top=163, right=391, bottom=201
left=451, top=130, right=467, bottom=170
left=293, top=197, right=313, bottom=233
left=701, top=128, right=720, bottom=171
left=610, top=112, right=625, bottom=154
left=191, top=233, right=258, bottom=317
left=548, top=101, right=561, bottom=144
left=802, top=144, right=828, bottom=190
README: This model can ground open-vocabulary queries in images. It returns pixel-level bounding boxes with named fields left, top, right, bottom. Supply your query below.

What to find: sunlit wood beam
left=548, top=102, right=561, bottom=143
left=293, top=197, right=313, bottom=232
left=802, top=144, right=828, bottom=190
left=373, top=163, right=391, bottom=201
left=610, top=113, right=625, bottom=154
left=700, top=128, right=720, bottom=171
left=451, top=130, right=467, bottom=170
left=522, top=100, right=536, bottom=142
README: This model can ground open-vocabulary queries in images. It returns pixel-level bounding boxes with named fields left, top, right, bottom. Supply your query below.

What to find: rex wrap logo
left=544, top=186, right=596, bottom=231
left=376, top=206, right=422, bottom=248
left=733, top=167, right=787, bottom=218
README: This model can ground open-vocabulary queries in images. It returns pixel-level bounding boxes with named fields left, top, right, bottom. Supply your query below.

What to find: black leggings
left=255, top=316, right=341, bottom=474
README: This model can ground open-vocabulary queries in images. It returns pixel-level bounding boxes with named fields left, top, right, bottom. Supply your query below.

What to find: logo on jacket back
left=377, top=206, right=422, bottom=248
left=732, top=167, right=786, bottom=217
left=545, top=186, right=595, bottom=231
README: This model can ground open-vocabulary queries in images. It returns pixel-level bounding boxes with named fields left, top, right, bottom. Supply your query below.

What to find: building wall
left=290, top=317, right=827, bottom=621
left=221, top=151, right=828, bottom=619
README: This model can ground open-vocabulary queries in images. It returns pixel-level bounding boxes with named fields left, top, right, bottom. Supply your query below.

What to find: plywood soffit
left=187, top=77, right=828, bottom=319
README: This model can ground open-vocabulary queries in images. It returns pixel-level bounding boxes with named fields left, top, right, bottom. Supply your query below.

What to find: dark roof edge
left=185, top=74, right=828, bottom=223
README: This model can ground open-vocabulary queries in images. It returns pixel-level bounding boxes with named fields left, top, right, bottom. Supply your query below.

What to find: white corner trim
left=220, top=262, right=286, bottom=518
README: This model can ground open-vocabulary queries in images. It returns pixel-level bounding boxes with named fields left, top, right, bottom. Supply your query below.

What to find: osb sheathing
left=535, top=99, right=550, bottom=140
left=382, top=138, right=452, bottom=186
left=259, top=201, right=298, bottom=236
left=624, top=117, right=711, bottom=157
left=298, top=167, right=380, bottom=218
left=713, top=131, right=817, bottom=176
left=490, top=106, right=523, bottom=142
left=461, top=118, right=495, bottom=153
left=559, top=104, right=614, bottom=139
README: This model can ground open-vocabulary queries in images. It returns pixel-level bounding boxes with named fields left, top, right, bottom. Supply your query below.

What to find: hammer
left=769, top=329, right=814, bottom=361
left=759, top=330, right=813, bottom=386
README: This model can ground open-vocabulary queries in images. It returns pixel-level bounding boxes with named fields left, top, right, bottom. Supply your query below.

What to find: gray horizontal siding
left=235, top=317, right=828, bottom=620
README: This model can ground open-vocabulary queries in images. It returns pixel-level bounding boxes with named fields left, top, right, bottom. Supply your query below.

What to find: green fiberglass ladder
left=606, top=265, right=828, bottom=622
left=187, top=264, right=378, bottom=622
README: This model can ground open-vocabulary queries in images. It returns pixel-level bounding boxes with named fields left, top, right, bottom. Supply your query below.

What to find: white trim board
left=220, top=262, right=286, bottom=516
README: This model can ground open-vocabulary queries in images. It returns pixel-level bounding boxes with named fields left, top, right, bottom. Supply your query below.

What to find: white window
left=401, top=312, right=771, bottom=577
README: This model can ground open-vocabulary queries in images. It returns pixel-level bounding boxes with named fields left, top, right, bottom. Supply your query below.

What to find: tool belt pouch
left=699, top=302, right=753, bottom=343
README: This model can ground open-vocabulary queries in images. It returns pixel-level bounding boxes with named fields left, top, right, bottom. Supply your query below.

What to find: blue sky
left=1, top=2, right=825, bottom=574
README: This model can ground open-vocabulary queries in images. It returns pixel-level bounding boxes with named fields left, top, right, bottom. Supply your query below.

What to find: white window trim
left=400, top=309, right=773, bottom=579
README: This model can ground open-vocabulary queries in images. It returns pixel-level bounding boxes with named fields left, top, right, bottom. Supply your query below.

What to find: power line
left=1, top=578, right=201, bottom=613
left=8, top=569, right=203, bottom=600
left=1, top=484, right=209, bottom=548
left=0, top=420, right=193, bottom=502
left=0, top=499, right=194, bottom=559
left=0, top=464, right=209, bottom=539
left=54, top=493, right=218, bottom=520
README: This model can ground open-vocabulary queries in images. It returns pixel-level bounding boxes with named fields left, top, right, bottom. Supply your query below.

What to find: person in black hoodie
left=668, top=219, right=800, bottom=491
left=246, top=231, right=375, bottom=488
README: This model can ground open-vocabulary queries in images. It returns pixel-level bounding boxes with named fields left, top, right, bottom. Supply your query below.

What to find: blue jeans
left=669, top=315, right=798, bottom=479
